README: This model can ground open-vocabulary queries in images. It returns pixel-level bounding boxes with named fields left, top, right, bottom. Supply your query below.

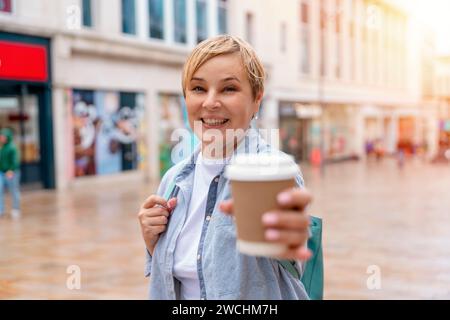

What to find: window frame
left=81, top=0, right=94, bottom=28
left=245, top=11, right=254, bottom=45
left=121, top=0, right=137, bottom=35
left=299, top=0, right=311, bottom=75
left=196, top=0, right=208, bottom=43
left=218, top=0, right=228, bottom=35
left=149, top=0, right=165, bottom=40
left=173, top=0, right=187, bottom=44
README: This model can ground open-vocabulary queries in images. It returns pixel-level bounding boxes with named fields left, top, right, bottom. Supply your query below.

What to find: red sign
left=8, top=113, right=30, bottom=122
left=0, top=0, right=12, bottom=13
left=0, top=40, right=48, bottom=82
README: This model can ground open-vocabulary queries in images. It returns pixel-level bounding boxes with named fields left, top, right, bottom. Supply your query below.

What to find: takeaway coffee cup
left=224, top=153, right=300, bottom=257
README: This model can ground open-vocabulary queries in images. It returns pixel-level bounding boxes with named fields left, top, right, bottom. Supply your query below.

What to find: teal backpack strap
left=163, top=180, right=177, bottom=200
left=279, top=216, right=324, bottom=300
left=301, top=216, right=323, bottom=300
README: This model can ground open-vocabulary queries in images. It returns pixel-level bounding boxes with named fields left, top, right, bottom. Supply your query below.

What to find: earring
left=253, top=114, right=259, bottom=120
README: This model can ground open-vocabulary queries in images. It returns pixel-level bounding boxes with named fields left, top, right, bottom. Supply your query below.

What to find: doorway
left=0, top=83, right=54, bottom=189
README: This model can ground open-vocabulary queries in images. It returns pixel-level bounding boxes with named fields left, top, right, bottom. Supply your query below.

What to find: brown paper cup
left=225, top=153, right=300, bottom=257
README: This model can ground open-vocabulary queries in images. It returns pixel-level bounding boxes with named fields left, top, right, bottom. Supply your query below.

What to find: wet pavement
left=1, top=158, right=449, bottom=299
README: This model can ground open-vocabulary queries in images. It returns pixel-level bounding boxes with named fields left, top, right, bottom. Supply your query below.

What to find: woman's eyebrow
left=221, top=76, right=240, bottom=83
left=191, top=77, right=205, bottom=82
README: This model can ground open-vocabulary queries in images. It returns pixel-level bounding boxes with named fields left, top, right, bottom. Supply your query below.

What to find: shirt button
left=201, top=297, right=205, bottom=300
left=206, top=216, right=211, bottom=221
left=197, top=254, right=201, bottom=260
left=214, top=178, right=219, bottom=183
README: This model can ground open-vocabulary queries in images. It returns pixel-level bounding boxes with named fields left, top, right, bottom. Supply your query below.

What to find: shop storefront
left=322, top=104, right=356, bottom=162
left=158, top=93, right=197, bottom=177
left=65, top=89, right=147, bottom=180
left=435, top=119, right=450, bottom=161
left=0, top=32, right=55, bottom=189
left=279, top=102, right=322, bottom=163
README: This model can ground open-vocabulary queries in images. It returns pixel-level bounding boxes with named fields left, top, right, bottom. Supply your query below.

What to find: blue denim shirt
left=145, top=129, right=309, bottom=300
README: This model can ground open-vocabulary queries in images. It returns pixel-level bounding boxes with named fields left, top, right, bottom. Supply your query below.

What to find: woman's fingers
left=167, top=198, right=177, bottom=210
left=142, top=195, right=178, bottom=210
left=144, top=225, right=167, bottom=237
left=265, top=229, right=309, bottom=247
left=139, top=206, right=171, bottom=219
left=276, top=247, right=312, bottom=261
left=145, top=215, right=168, bottom=226
left=276, top=188, right=312, bottom=211
left=262, top=211, right=310, bottom=230
left=219, top=199, right=234, bottom=215
left=142, top=195, right=168, bottom=209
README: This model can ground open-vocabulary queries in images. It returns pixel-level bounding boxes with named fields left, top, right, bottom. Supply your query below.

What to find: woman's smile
left=200, top=117, right=230, bottom=129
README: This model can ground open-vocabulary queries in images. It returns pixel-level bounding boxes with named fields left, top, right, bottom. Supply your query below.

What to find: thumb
left=219, top=199, right=234, bottom=215
left=167, top=198, right=177, bottom=211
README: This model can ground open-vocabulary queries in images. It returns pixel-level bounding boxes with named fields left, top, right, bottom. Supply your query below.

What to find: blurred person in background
left=0, top=128, right=21, bottom=219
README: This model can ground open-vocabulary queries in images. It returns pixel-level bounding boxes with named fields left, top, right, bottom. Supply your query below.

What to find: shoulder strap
left=278, top=216, right=324, bottom=300
left=163, top=180, right=177, bottom=200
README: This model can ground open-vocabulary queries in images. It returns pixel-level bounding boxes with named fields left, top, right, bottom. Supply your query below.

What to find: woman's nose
left=202, top=91, right=220, bottom=109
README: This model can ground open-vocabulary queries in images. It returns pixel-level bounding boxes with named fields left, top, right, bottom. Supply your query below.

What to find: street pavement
left=1, top=158, right=449, bottom=299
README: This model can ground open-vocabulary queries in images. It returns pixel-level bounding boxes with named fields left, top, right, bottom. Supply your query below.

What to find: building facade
left=227, top=0, right=438, bottom=164
left=1, top=0, right=228, bottom=190
left=0, top=0, right=439, bottom=190
left=434, top=55, right=450, bottom=160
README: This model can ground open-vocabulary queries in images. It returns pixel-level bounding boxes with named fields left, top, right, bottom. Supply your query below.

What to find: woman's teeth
left=202, top=118, right=229, bottom=126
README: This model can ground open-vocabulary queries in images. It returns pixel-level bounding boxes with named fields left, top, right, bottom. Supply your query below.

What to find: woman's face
left=185, top=53, right=263, bottom=156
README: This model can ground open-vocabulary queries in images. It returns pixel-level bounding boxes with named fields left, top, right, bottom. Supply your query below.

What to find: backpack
left=278, top=216, right=324, bottom=300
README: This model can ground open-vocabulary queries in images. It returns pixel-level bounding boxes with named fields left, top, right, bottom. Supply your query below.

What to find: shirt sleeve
left=143, top=167, right=172, bottom=277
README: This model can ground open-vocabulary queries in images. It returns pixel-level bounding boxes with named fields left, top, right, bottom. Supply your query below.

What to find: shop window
left=71, top=89, right=146, bottom=177
left=158, top=93, right=198, bottom=177
left=0, top=0, right=12, bottom=13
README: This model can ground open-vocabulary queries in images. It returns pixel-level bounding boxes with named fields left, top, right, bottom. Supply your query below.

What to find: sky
left=395, top=0, right=450, bottom=54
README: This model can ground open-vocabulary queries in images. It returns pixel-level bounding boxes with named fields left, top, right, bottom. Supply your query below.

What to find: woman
left=138, top=35, right=313, bottom=300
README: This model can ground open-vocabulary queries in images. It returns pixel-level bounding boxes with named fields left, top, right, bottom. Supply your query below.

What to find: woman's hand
left=219, top=188, right=313, bottom=261
left=138, top=195, right=177, bottom=256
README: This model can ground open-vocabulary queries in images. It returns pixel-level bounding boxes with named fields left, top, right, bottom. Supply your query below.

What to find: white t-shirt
left=173, top=152, right=228, bottom=300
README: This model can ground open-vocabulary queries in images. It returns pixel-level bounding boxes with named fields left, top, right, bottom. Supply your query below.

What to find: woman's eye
left=192, top=86, right=205, bottom=92
left=224, top=86, right=237, bottom=92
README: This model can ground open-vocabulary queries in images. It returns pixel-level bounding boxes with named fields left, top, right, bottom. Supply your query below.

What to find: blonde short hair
left=182, top=35, right=266, bottom=99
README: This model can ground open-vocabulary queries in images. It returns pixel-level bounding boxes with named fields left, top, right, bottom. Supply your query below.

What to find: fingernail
left=168, top=198, right=176, bottom=209
left=265, top=229, right=280, bottom=240
left=277, top=192, right=291, bottom=205
left=262, top=213, right=278, bottom=225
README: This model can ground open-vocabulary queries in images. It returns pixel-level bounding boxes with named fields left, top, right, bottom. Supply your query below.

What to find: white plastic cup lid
left=224, top=153, right=299, bottom=181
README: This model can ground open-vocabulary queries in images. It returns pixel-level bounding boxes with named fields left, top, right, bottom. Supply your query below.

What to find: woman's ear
left=254, top=90, right=264, bottom=113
